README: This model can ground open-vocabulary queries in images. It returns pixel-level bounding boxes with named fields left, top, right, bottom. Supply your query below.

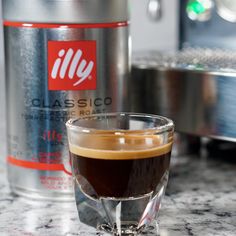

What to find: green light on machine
left=187, top=0, right=206, bottom=15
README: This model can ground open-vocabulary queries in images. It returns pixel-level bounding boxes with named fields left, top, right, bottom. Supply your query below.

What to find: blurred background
left=0, top=2, right=4, bottom=161
left=130, top=0, right=178, bottom=51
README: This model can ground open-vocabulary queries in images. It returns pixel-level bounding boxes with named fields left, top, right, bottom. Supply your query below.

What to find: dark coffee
left=70, top=138, right=172, bottom=199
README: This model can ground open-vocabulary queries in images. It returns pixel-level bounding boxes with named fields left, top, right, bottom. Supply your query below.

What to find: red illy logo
left=48, top=41, right=97, bottom=90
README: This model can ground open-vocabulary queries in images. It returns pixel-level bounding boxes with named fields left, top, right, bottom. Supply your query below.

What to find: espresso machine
left=131, top=0, right=236, bottom=158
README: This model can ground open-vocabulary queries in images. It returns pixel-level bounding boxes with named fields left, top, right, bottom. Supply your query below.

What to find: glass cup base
left=74, top=171, right=169, bottom=236
left=98, top=222, right=145, bottom=235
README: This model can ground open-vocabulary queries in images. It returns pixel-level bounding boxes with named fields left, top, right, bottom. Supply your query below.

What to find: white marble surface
left=0, top=155, right=235, bottom=236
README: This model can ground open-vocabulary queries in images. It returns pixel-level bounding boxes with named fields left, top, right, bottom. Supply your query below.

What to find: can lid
left=3, top=0, right=129, bottom=23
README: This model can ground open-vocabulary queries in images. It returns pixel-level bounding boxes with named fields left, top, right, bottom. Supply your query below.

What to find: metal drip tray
left=131, top=48, right=236, bottom=141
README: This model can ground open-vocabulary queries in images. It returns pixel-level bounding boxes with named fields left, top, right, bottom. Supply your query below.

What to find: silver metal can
left=3, top=0, right=130, bottom=200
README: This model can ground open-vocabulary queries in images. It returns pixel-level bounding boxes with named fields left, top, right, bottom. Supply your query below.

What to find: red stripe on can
left=3, top=21, right=129, bottom=29
left=7, top=156, right=72, bottom=176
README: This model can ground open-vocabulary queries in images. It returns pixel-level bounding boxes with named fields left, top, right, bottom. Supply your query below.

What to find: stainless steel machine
left=131, top=0, right=236, bottom=145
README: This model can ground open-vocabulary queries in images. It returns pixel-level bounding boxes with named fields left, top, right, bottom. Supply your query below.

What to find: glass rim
left=66, top=112, right=174, bottom=135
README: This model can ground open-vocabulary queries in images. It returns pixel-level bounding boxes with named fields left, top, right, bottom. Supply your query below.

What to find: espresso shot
left=70, top=144, right=171, bottom=198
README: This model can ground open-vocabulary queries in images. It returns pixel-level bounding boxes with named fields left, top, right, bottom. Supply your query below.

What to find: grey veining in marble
left=0, top=155, right=235, bottom=236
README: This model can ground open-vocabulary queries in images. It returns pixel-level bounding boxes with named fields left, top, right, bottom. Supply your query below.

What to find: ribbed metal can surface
left=3, top=0, right=130, bottom=200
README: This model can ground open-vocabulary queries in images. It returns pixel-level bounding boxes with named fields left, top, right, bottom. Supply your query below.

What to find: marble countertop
left=0, top=155, right=235, bottom=236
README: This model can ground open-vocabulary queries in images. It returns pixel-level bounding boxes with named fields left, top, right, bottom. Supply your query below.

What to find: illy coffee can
left=3, top=0, right=130, bottom=200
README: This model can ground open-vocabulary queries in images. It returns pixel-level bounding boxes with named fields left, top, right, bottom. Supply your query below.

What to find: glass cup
left=66, top=113, right=174, bottom=235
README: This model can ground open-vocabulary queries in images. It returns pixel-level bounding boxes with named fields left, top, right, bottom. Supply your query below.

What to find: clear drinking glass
left=66, top=113, right=174, bottom=235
